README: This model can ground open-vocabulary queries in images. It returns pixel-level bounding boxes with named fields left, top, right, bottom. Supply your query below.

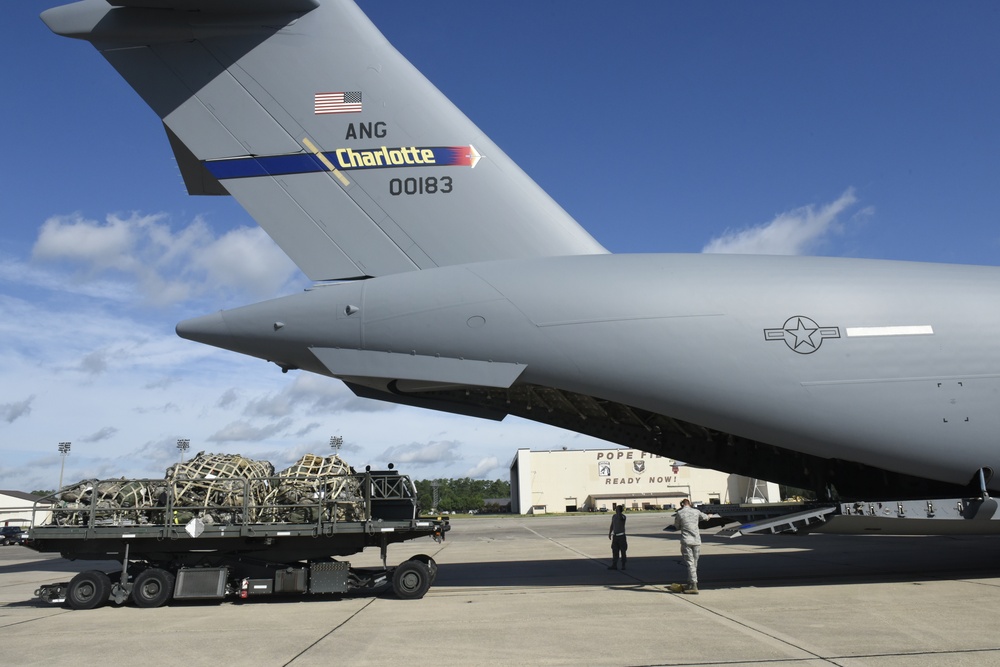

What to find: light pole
left=176, top=438, right=190, bottom=463
left=57, top=441, right=71, bottom=490
left=431, top=481, right=440, bottom=514
left=330, top=435, right=343, bottom=454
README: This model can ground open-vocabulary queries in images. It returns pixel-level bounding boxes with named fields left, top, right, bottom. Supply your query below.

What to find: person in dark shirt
left=608, top=504, right=628, bottom=570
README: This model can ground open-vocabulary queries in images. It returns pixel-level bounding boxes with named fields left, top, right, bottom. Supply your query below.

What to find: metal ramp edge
left=717, top=505, right=838, bottom=538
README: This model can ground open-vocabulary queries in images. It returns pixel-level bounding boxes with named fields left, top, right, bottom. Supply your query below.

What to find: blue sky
left=1, top=1, right=998, bottom=492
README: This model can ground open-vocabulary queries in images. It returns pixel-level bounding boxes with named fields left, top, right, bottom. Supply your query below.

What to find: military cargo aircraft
left=40, top=0, right=1000, bottom=529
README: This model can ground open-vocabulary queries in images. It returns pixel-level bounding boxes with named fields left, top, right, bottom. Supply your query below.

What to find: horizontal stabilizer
left=311, top=347, right=526, bottom=389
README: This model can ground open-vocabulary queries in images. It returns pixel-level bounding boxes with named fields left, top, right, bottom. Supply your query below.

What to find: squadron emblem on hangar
left=764, top=316, right=841, bottom=354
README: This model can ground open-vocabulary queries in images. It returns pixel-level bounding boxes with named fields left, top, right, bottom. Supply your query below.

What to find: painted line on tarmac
left=520, top=524, right=652, bottom=587
left=0, top=609, right=74, bottom=630
left=661, top=590, right=842, bottom=665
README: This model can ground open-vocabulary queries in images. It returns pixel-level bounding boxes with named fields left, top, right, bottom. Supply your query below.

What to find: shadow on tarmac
left=7, top=532, right=1000, bottom=605
left=434, top=532, right=1000, bottom=590
left=0, top=552, right=119, bottom=576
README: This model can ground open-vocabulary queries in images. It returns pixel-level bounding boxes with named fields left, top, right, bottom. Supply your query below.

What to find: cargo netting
left=52, top=452, right=364, bottom=526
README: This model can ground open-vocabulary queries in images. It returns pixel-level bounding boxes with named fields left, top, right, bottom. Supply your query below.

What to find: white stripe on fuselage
left=845, top=325, right=934, bottom=337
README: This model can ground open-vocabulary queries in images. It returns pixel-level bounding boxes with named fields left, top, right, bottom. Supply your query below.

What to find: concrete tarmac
left=3, top=512, right=1000, bottom=667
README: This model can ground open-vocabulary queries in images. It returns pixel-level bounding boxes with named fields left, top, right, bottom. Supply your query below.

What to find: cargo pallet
left=27, top=470, right=448, bottom=609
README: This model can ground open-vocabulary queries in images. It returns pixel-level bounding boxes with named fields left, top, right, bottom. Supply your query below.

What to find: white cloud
left=133, top=402, right=182, bottom=415
left=191, top=226, right=301, bottom=299
left=28, top=212, right=303, bottom=306
left=465, top=456, right=500, bottom=478
left=0, top=254, right=133, bottom=302
left=240, top=374, right=394, bottom=423
left=78, top=349, right=112, bottom=375
left=245, top=392, right=296, bottom=418
left=0, top=297, right=199, bottom=397
left=380, top=440, right=461, bottom=467
left=0, top=396, right=34, bottom=423
left=144, top=376, right=179, bottom=390
left=702, top=189, right=859, bottom=255
left=81, top=426, right=118, bottom=443
left=33, top=212, right=139, bottom=271
left=208, top=417, right=294, bottom=442
left=295, top=422, right=321, bottom=438
left=245, top=374, right=395, bottom=418
left=216, top=388, right=241, bottom=409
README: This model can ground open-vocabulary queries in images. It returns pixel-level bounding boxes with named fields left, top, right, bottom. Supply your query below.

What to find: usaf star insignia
left=764, top=316, right=840, bottom=354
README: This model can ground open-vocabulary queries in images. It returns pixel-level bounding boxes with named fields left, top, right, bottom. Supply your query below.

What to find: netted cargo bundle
left=50, top=452, right=370, bottom=526
left=263, top=454, right=364, bottom=523
left=279, top=453, right=352, bottom=479
left=54, top=479, right=167, bottom=525
left=166, top=452, right=275, bottom=522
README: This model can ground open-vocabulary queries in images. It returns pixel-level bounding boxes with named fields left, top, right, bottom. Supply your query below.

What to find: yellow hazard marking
left=302, top=137, right=350, bottom=186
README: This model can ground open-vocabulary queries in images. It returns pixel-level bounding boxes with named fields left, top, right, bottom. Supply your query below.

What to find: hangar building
left=510, top=448, right=778, bottom=514
left=0, top=490, right=51, bottom=527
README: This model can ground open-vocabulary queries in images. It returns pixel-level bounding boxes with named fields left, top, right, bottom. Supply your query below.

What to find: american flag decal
left=314, top=91, right=362, bottom=115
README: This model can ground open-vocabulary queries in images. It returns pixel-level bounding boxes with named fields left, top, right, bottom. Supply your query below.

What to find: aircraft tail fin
left=42, top=0, right=606, bottom=280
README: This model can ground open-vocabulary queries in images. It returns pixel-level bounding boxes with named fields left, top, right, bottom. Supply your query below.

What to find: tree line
left=413, top=477, right=511, bottom=513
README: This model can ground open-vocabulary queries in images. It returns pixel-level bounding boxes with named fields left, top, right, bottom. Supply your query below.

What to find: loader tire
left=408, top=554, right=438, bottom=584
left=67, top=570, right=112, bottom=610
left=132, top=568, right=175, bottom=608
left=392, top=560, right=431, bottom=600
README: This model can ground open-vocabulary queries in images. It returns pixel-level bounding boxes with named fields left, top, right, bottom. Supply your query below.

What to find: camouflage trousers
left=681, top=542, right=700, bottom=586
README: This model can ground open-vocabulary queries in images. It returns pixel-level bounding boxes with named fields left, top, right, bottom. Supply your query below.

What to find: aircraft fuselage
left=178, top=253, right=1000, bottom=495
